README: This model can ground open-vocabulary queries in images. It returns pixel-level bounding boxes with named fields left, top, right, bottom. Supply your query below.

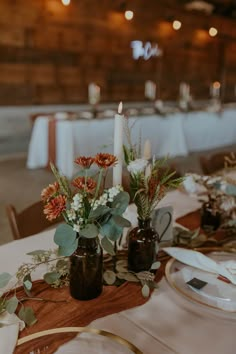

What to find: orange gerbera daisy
left=43, top=195, right=67, bottom=221
left=72, top=176, right=96, bottom=192
left=74, top=156, right=95, bottom=169
left=41, top=182, right=60, bottom=202
left=94, top=153, right=117, bottom=169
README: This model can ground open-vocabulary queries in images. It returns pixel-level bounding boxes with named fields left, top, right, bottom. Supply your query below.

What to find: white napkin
left=163, top=247, right=236, bottom=285
left=0, top=312, right=25, bottom=354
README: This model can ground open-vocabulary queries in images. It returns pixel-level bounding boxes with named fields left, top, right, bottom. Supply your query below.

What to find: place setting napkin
left=163, top=247, right=236, bottom=285
left=0, top=312, right=25, bottom=354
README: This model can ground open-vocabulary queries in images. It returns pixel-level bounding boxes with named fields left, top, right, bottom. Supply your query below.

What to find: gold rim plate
left=165, top=252, right=236, bottom=317
left=17, top=326, right=143, bottom=354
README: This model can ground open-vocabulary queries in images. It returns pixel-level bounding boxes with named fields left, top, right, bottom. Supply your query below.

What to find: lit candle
left=88, top=83, right=101, bottom=105
left=145, top=80, right=156, bottom=101
left=113, top=102, right=124, bottom=186
left=143, top=139, right=152, bottom=160
left=210, top=81, right=220, bottom=98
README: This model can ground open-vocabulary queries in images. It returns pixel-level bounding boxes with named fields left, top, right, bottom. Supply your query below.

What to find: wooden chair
left=199, top=151, right=235, bottom=175
left=6, top=201, right=63, bottom=240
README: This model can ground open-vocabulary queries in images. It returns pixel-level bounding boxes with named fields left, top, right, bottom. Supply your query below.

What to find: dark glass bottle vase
left=69, top=235, right=103, bottom=301
left=201, top=202, right=221, bottom=232
left=128, top=218, right=158, bottom=273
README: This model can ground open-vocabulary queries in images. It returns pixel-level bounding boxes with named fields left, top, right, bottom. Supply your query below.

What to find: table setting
left=2, top=103, right=236, bottom=353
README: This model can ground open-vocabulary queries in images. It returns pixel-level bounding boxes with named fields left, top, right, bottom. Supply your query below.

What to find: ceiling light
left=209, top=27, right=218, bottom=37
left=61, top=0, right=70, bottom=6
left=173, top=20, right=182, bottom=30
left=125, top=10, right=134, bottom=20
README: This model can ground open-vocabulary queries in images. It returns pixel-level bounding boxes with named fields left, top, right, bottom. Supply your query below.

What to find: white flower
left=127, top=158, right=148, bottom=175
left=66, top=209, right=76, bottom=221
left=73, top=223, right=80, bottom=233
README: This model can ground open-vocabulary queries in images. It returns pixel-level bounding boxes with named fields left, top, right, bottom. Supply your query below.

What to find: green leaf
left=5, top=296, right=18, bottom=314
left=44, top=272, right=61, bottom=285
left=26, top=250, right=48, bottom=256
left=124, top=273, right=139, bottom=282
left=54, top=224, right=77, bottom=247
left=103, top=270, right=116, bottom=285
left=225, top=184, right=236, bottom=196
left=80, top=224, right=99, bottom=238
left=89, top=205, right=110, bottom=220
left=101, top=236, right=115, bottom=256
left=100, top=217, right=123, bottom=241
left=141, top=284, right=150, bottom=298
left=58, top=238, right=78, bottom=256
left=23, top=280, right=32, bottom=291
left=23, top=274, right=32, bottom=296
left=18, top=307, right=37, bottom=327
left=151, top=261, right=161, bottom=270
left=111, top=191, right=130, bottom=215
left=0, top=273, right=12, bottom=288
left=112, top=215, right=131, bottom=228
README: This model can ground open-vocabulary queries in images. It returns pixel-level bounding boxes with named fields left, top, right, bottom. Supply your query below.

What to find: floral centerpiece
left=123, top=121, right=183, bottom=272
left=41, top=153, right=131, bottom=300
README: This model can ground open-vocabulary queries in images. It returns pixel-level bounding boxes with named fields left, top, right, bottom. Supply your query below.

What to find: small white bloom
left=66, top=209, right=76, bottom=221
left=127, top=158, right=148, bottom=175
left=73, top=224, right=80, bottom=232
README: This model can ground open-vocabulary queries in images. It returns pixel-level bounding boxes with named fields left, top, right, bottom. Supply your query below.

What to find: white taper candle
left=113, top=102, right=124, bottom=186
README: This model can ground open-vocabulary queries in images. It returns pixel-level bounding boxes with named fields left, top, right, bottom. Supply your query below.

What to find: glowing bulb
left=125, top=10, right=134, bottom=21
left=61, top=0, right=70, bottom=6
left=209, top=27, right=218, bottom=37
left=173, top=20, right=182, bottom=30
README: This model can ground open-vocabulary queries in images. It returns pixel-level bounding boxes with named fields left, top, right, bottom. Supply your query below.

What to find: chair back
left=6, top=201, right=63, bottom=240
left=199, top=151, right=234, bottom=175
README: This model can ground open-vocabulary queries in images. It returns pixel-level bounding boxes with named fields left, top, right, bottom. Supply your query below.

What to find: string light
left=209, top=27, right=218, bottom=37
left=61, top=0, right=70, bottom=6
left=173, top=20, right=182, bottom=30
left=125, top=10, right=134, bottom=20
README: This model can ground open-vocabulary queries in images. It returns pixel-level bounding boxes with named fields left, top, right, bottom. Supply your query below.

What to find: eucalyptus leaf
left=103, top=270, right=116, bottom=285
left=54, top=224, right=77, bottom=247
left=89, top=205, right=110, bottom=220
left=23, top=280, right=32, bottom=291
left=101, top=236, right=115, bottom=256
left=23, top=274, right=32, bottom=296
left=225, top=184, right=236, bottom=196
left=100, top=217, right=123, bottom=241
left=0, top=273, right=12, bottom=288
left=58, top=238, right=78, bottom=256
left=80, top=224, right=99, bottom=238
left=116, top=263, right=128, bottom=273
left=5, top=296, right=18, bottom=314
left=141, top=284, right=150, bottom=298
left=18, top=307, right=37, bottom=327
left=44, top=272, right=61, bottom=285
left=151, top=261, right=161, bottom=270
left=124, top=273, right=139, bottom=282
left=26, top=250, right=48, bottom=256
left=112, top=215, right=131, bottom=228
left=111, top=191, right=130, bottom=215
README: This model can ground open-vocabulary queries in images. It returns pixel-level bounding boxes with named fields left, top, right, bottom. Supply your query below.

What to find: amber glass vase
left=69, top=235, right=103, bottom=301
left=200, top=202, right=221, bottom=232
left=128, top=218, right=158, bottom=273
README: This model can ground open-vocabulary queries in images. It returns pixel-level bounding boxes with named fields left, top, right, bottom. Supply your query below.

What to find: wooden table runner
left=15, top=266, right=163, bottom=353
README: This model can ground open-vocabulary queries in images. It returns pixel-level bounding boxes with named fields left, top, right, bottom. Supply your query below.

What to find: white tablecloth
left=26, top=114, right=188, bottom=178
left=26, top=108, right=236, bottom=178
left=1, top=191, right=236, bottom=353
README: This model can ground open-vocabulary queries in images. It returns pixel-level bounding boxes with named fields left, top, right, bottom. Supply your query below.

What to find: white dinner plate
left=166, top=252, right=236, bottom=316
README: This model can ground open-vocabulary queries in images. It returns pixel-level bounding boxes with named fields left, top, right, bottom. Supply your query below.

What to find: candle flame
left=118, top=102, right=123, bottom=114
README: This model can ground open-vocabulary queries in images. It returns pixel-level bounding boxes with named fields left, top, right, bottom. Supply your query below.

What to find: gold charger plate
left=17, top=326, right=143, bottom=354
left=165, top=252, right=236, bottom=317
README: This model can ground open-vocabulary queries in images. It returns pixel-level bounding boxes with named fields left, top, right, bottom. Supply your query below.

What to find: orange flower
left=74, top=156, right=95, bottom=169
left=43, top=195, right=67, bottom=221
left=72, top=176, right=96, bottom=192
left=41, top=182, right=60, bottom=202
left=94, top=153, right=117, bottom=169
